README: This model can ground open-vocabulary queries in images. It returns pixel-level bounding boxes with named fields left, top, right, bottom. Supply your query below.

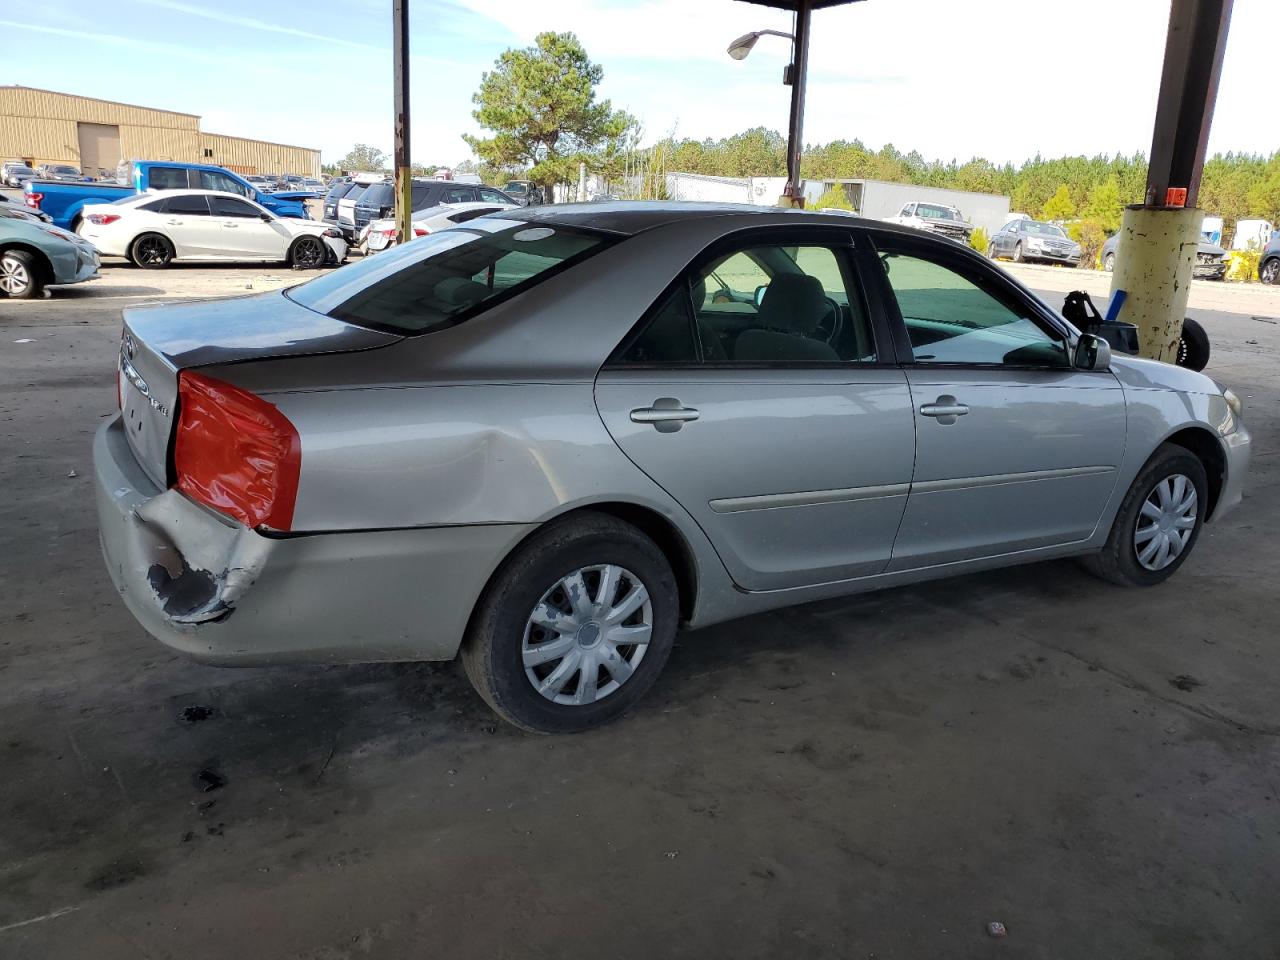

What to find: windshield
left=917, top=203, right=962, bottom=221
left=505, top=182, right=528, bottom=196
left=287, top=220, right=616, bottom=335
left=52, top=166, right=80, bottom=175
left=1023, top=222, right=1067, bottom=238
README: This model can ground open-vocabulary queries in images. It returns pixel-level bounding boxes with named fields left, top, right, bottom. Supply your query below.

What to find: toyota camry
left=94, top=203, right=1250, bottom=732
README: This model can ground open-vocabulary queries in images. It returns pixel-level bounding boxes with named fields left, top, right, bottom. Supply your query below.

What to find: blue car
left=24, top=159, right=319, bottom=230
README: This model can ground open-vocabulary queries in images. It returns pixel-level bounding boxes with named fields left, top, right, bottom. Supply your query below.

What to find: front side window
left=199, top=170, right=251, bottom=198
left=287, top=221, right=615, bottom=334
left=617, top=242, right=877, bottom=366
left=211, top=196, right=261, bottom=218
left=878, top=251, right=1067, bottom=366
left=149, top=166, right=188, bottom=190
left=444, top=187, right=474, bottom=203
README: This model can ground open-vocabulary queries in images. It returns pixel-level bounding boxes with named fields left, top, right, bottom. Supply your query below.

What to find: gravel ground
left=1, top=254, right=1278, bottom=959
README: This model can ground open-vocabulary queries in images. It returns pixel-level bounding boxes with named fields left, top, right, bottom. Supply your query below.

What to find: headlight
left=1222, top=387, right=1243, bottom=417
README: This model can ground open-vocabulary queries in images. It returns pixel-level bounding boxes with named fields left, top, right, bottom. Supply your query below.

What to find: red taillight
left=26, top=192, right=43, bottom=210
left=87, top=213, right=121, bottom=226
left=174, top=371, right=301, bottom=531
left=413, top=226, right=429, bottom=237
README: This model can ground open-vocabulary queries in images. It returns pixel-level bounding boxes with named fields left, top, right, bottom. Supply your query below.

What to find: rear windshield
left=359, top=183, right=394, bottom=207
left=344, top=185, right=369, bottom=202
left=325, top=182, right=353, bottom=200
left=287, top=220, right=616, bottom=335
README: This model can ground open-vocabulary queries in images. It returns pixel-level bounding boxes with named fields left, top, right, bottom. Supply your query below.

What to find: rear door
left=866, top=232, right=1126, bottom=569
left=595, top=228, right=916, bottom=591
left=210, top=195, right=284, bottom=259
left=156, top=193, right=216, bottom=257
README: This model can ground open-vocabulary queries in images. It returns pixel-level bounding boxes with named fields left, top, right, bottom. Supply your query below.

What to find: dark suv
left=1261, top=234, right=1279, bottom=285
left=352, top=180, right=517, bottom=238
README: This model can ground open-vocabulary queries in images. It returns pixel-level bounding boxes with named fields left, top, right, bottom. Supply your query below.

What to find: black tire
left=987, top=242, right=997, bottom=260
left=1261, top=257, right=1280, bottom=285
left=461, top=512, right=679, bottom=733
left=1080, top=444, right=1208, bottom=587
left=1177, top=316, right=1210, bottom=371
left=130, top=233, right=173, bottom=269
left=1103, top=252, right=1115, bottom=272
left=1012, top=242, right=1024, bottom=263
left=0, top=249, right=44, bottom=299
left=288, top=235, right=326, bottom=269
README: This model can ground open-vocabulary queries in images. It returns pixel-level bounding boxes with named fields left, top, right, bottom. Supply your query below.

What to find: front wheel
left=461, top=512, right=679, bottom=733
left=1080, top=444, right=1207, bottom=587
left=1012, top=242, right=1024, bottom=263
left=987, top=242, right=997, bottom=259
left=289, top=235, right=327, bottom=269
left=1261, top=257, right=1280, bottom=285
left=1103, top=252, right=1115, bottom=272
left=0, top=249, right=44, bottom=299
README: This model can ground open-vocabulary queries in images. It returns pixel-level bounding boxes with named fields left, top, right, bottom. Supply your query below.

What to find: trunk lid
left=118, top=290, right=401, bottom=487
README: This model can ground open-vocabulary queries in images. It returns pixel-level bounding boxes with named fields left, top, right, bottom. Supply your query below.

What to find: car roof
left=500, top=200, right=910, bottom=238
left=144, top=188, right=262, bottom=200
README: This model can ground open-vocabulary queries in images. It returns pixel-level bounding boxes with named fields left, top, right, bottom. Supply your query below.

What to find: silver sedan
left=94, top=203, right=1251, bottom=732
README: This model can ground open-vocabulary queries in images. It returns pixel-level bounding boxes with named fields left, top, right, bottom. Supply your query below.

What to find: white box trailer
left=802, top=178, right=1011, bottom=234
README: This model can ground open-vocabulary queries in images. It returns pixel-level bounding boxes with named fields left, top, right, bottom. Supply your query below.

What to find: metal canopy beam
left=1144, top=0, right=1232, bottom=208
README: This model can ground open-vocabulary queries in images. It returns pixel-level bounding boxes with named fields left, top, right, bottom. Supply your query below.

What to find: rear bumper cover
left=94, top=415, right=534, bottom=664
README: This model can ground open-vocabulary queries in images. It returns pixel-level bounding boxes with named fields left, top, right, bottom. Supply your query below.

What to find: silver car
left=94, top=204, right=1250, bottom=732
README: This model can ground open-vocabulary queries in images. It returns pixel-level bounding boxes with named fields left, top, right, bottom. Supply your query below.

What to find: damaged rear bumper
left=94, top=415, right=536, bottom=665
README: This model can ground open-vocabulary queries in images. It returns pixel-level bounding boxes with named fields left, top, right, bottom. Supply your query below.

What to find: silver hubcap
left=1134, top=474, right=1198, bottom=571
left=0, top=256, right=30, bottom=294
left=522, top=564, right=652, bottom=706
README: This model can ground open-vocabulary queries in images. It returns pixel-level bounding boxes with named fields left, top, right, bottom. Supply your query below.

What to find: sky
left=1, top=0, right=1274, bottom=168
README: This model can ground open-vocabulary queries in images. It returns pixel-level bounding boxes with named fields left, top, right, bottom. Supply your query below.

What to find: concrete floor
left=1, top=262, right=1278, bottom=959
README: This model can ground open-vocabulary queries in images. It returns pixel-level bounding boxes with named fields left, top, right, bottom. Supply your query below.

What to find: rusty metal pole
left=393, top=0, right=412, bottom=244
left=782, top=0, right=811, bottom=208
left=1110, top=0, right=1233, bottom=361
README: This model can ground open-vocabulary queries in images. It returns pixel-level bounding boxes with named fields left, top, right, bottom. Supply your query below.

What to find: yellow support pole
left=1109, top=206, right=1203, bottom=363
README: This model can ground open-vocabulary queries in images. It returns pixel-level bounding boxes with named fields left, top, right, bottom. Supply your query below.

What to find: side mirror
left=260, top=213, right=272, bottom=222
left=754, top=284, right=768, bottom=308
left=1073, top=333, right=1111, bottom=371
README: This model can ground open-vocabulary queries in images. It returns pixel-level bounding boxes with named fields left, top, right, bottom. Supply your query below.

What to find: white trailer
left=802, top=178, right=1011, bottom=234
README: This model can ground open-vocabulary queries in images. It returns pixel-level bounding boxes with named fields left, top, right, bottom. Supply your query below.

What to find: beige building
left=0, top=86, right=320, bottom=177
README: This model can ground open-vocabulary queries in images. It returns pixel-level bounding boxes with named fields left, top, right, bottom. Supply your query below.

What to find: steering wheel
left=815, top=296, right=844, bottom=346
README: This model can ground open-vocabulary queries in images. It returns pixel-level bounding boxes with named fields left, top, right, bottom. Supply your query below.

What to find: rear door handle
left=630, top=398, right=699, bottom=433
left=919, top=395, right=969, bottom=424
left=223, top=222, right=239, bottom=228
left=165, top=219, right=182, bottom=225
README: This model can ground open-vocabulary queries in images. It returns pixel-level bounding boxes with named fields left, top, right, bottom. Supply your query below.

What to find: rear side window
left=344, top=185, right=368, bottom=203
left=288, top=222, right=616, bottom=335
left=149, top=166, right=188, bottom=190
left=325, top=182, right=352, bottom=201
left=211, top=196, right=261, bottom=218
left=162, top=194, right=211, bottom=216
left=410, top=183, right=438, bottom=208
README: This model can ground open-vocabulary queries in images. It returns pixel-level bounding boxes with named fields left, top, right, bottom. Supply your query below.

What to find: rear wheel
left=1261, top=257, right=1280, bottom=285
left=1177, top=316, right=1210, bottom=371
left=289, top=235, right=326, bottom=269
left=0, top=249, right=43, bottom=299
left=130, top=233, right=173, bottom=269
left=1080, top=444, right=1207, bottom=587
left=461, top=512, right=679, bottom=733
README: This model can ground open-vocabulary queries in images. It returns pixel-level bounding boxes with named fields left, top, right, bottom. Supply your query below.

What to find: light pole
left=728, top=0, right=864, bottom=208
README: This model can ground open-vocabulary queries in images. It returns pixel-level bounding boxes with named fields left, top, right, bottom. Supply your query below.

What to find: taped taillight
left=174, top=371, right=301, bottom=531
left=26, top=192, right=43, bottom=209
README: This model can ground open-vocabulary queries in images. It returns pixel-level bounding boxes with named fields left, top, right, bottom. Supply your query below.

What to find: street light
left=727, top=0, right=865, bottom=207
left=726, top=29, right=794, bottom=61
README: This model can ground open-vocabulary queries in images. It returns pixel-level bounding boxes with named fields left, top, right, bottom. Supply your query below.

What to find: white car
left=362, top=201, right=515, bottom=252
left=77, top=190, right=346, bottom=269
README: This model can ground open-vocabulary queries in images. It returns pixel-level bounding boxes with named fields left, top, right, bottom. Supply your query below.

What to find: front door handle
left=919, top=395, right=969, bottom=425
left=630, top=397, right=699, bottom=433
left=165, top=219, right=182, bottom=225
left=223, top=222, right=239, bottom=228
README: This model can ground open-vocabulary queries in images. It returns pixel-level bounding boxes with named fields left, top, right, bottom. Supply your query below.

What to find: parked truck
left=24, top=160, right=318, bottom=231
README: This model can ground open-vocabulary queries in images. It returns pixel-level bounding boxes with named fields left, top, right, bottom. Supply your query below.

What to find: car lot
left=2, top=250, right=1279, bottom=958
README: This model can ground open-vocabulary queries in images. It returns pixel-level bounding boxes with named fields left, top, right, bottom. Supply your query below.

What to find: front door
left=869, top=240, right=1127, bottom=570
left=595, top=233, right=916, bottom=592
left=209, top=195, right=284, bottom=259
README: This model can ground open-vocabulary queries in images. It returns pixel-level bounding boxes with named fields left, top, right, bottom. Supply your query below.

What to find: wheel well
left=560, top=503, right=699, bottom=621
left=1164, top=427, right=1225, bottom=518
left=0, top=243, right=53, bottom=283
